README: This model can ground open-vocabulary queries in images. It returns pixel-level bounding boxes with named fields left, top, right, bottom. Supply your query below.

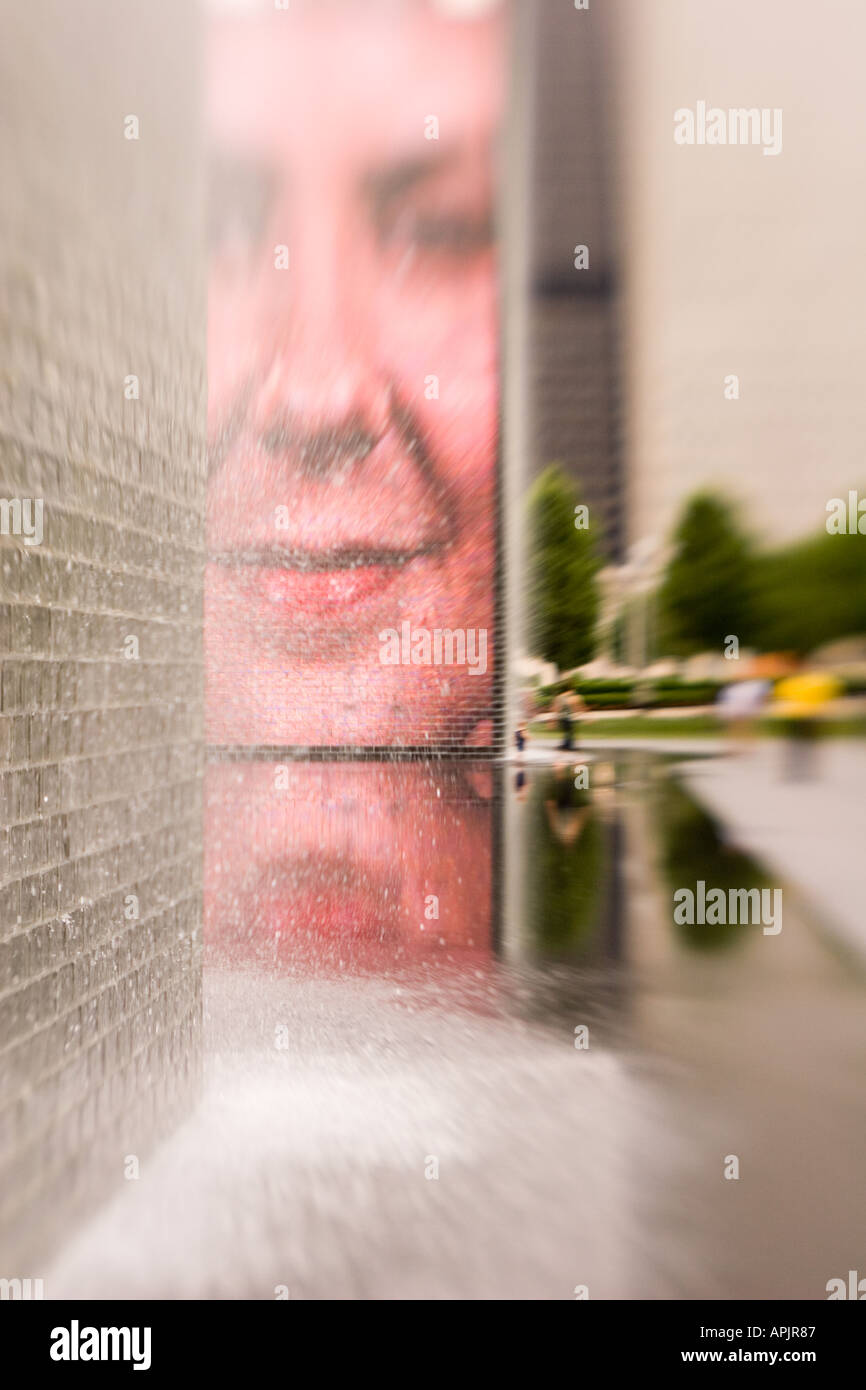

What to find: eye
left=377, top=205, right=493, bottom=258
left=408, top=213, right=493, bottom=252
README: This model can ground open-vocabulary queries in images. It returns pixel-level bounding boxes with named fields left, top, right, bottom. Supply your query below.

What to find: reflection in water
left=651, top=764, right=770, bottom=952
left=205, top=759, right=495, bottom=978
left=529, top=761, right=606, bottom=955
left=501, top=756, right=630, bottom=1040
left=40, top=754, right=866, bottom=1300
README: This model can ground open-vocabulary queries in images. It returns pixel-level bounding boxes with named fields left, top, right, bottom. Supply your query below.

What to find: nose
left=248, top=200, right=393, bottom=463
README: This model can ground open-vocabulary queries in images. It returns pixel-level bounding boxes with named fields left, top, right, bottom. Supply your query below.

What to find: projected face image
left=204, top=761, right=495, bottom=975
left=205, top=1, right=504, bottom=747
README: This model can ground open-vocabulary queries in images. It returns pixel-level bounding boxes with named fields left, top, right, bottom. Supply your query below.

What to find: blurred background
left=516, top=0, right=866, bottom=708
left=1, top=0, right=865, bottom=1300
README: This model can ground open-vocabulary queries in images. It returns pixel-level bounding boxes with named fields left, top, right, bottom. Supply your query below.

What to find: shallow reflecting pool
left=35, top=753, right=866, bottom=1299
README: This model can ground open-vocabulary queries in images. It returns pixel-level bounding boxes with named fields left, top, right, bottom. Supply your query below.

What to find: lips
left=205, top=850, right=404, bottom=966
left=209, top=547, right=434, bottom=617
left=209, top=424, right=449, bottom=544
left=207, top=421, right=452, bottom=620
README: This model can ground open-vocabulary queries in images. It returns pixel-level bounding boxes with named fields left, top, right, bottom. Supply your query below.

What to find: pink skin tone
left=204, top=761, right=494, bottom=974
left=205, top=2, right=504, bottom=746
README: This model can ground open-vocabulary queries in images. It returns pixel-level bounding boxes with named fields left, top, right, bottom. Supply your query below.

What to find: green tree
left=753, top=526, right=866, bottom=654
left=658, top=493, right=754, bottom=655
left=527, top=465, right=600, bottom=670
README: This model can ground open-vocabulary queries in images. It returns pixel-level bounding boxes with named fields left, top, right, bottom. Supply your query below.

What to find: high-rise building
left=610, top=0, right=866, bottom=550
left=525, top=1, right=624, bottom=563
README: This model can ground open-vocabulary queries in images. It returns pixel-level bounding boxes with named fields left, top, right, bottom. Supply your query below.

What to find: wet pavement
left=35, top=754, right=866, bottom=1298
left=679, top=740, right=866, bottom=961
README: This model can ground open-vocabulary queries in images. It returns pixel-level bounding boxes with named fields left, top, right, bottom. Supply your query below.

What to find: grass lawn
left=528, top=715, right=866, bottom=740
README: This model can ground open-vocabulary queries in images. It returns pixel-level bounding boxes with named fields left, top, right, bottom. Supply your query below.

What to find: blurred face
left=204, top=761, right=495, bottom=975
left=206, top=1, right=504, bottom=746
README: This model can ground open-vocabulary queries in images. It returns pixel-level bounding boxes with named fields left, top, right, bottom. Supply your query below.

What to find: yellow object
left=773, top=672, right=841, bottom=717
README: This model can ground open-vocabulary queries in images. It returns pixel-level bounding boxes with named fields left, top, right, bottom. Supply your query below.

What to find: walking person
left=556, top=688, right=584, bottom=751
left=514, top=688, right=535, bottom=759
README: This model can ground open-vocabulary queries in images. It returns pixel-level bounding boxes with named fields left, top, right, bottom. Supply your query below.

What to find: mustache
left=208, top=377, right=451, bottom=507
